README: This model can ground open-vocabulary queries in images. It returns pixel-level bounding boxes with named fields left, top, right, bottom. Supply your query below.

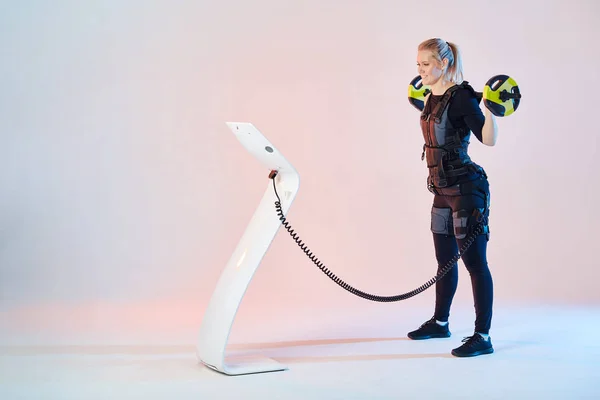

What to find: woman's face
left=417, top=50, right=444, bottom=86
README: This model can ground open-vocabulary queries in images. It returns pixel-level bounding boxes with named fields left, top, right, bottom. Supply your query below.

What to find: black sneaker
left=451, top=334, right=494, bottom=357
left=407, top=317, right=451, bottom=340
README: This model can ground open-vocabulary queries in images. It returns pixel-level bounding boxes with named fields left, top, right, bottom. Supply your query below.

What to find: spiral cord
left=271, top=176, right=485, bottom=302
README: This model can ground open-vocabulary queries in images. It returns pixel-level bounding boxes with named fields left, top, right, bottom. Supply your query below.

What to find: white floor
left=1, top=304, right=599, bottom=400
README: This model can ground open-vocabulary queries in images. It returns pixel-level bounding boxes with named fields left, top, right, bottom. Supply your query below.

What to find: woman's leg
left=430, top=196, right=459, bottom=323
left=407, top=197, right=459, bottom=340
left=451, top=178, right=493, bottom=334
left=457, top=233, right=493, bottom=334
left=432, top=233, right=459, bottom=322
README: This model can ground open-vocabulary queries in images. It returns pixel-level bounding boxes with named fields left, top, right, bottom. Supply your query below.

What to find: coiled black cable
left=271, top=174, right=486, bottom=302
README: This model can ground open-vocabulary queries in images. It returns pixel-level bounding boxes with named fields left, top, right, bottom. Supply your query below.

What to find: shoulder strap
left=460, top=81, right=483, bottom=103
left=431, top=84, right=463, bottom=122
left=431, top=81, right=484, bottom=122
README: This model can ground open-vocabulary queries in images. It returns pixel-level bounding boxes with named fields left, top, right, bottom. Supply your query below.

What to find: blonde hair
left=418, top=38, right=463, bottom=84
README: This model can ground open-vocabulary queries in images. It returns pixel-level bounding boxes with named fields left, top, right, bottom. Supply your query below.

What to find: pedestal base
left=200, top=354, right=288, bottom=375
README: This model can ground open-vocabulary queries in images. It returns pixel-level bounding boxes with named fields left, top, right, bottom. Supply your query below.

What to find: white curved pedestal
left=196, top=122, right=300, bottom=375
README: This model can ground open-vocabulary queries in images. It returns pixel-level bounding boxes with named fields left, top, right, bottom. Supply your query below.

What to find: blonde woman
left=408, top=38, right=498, bottom=357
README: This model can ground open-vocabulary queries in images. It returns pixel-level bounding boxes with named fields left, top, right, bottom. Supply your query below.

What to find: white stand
left=196, top=122, right=300, bottom=375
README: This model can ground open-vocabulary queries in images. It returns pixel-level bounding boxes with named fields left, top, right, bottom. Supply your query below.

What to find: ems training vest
left=420, top=82, right=482, bottom=189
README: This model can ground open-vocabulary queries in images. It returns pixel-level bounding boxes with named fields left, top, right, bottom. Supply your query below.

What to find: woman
left=408, top=38, right=498, bottom=357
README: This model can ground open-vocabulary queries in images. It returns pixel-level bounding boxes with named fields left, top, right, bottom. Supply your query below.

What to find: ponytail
left=445, top=42, right=464, bottom=84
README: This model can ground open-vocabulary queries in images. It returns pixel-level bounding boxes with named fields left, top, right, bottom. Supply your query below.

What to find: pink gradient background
left=0, top=0, right=598, bottom=346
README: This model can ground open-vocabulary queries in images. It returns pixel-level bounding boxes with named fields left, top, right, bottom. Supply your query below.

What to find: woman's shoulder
left=451, top=82, right=482, bottom=102
left=453, top=81, right=476, bottom=94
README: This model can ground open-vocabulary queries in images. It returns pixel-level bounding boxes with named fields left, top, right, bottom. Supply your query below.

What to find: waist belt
left=441, top=166, right=470, bottom=177
left=428, top=184, right=461, bottom=196
left=428, top=170, right=487, bottom=197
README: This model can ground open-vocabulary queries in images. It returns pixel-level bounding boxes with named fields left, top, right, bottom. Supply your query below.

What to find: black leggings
left=431, top=177, right=493, bottom=334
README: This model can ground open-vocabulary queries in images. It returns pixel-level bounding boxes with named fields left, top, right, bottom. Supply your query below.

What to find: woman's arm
left=453, top=88, right=499, bottom=146
left=481, top=107, right=498, bottom=146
